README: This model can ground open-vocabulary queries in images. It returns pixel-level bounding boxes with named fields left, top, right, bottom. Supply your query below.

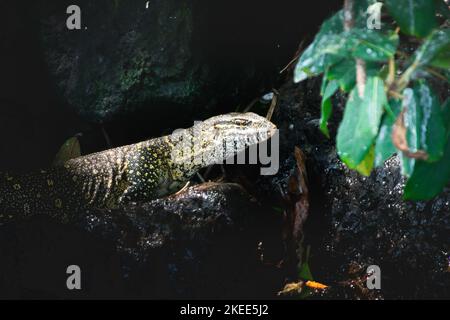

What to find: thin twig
left=356, top=59, right=367, bottom=97
left=343, top=0, right=355, bottom=30
left=344, top=0, right=366, bottom=98
left=243, top=97, right=260, bottom=113
left=386, top=57, right=396, bottom=88
left=397, top=61, right=418, bottom=92
left=279, top=40, right=304, bottom=74
left=202, top=165, right=214, bottom=181
left=388, top=90, right=403, bottom=100
left=424, top=67, right=448, bottom=82
left=220, top=165, right=226, bottom=178
left=266, top=89, right=279, bottom=121
left=196, top=172, right=206, bottom=183
left=174, top=181, right=191, bottom=195
left=101, top=125, right=113, bottom=148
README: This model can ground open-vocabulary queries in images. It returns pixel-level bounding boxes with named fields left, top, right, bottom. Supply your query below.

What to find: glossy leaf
left=327, top=59, right=356, bottom=92
left=412, top=28, right=450, bottom=68
left=320, top=79, right=339, bottom=138
left=435, top=0, right=450, bottom=19
left=404, top=138, right=450, bottom=200
left=400, top=88, right=420, bottom=176
left=337, top=76, right=387, bottom=168
left=296, top=29, right=398, bottom=82
left=414, top=81, right=446, bottom=162
left=295, top=29, right=397, bottom=83
left=374, top=99, right=402, bottom=167
left=386, top=0, right=438, bottom=38
left=327, top=59, right=381, bottom=92
left=351, top=30, right=399, bottom=62
left=442, top=98, right=450, bottom=130
left=443, top=70, right=450, bottom=83
left=294, top=0, right=387, bottom=82
left=429, top=44, right=450, bottom=69
left=294, top=12, right=345, bottom=82
left=355, top=145, right=375, bottom=176
left=298, top=247, right=315, bottom=299
left=298, top=262, right=314, bottom=281
left=400, top=83, right=446, bottom=175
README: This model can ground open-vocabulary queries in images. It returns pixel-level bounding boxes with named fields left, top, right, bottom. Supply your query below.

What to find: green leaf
left=385, top=0, right=438, bottom=38
left=355, top=145, right=375, bottom=176
left=327, top=59, right=356, bottom=92
left=297, top=262, right=314, bottom=299
left=435, top=0, right=450, bottom=19
left=294, top=37, right=344, bottom=82
left=404, top=138, right=450, bottom=200
left=351, top=30, right=399, bottom=62
left=400, top=83, right=446, bottom=175
left=53, top=136, right=82, bottom=166
left=320, top=79, right=339, bottom=138
left=294, top=11, right=345, bottom=82
left=272, top=206, right=283, bottom=213
left=406, top=98, right=450, bottom=200
left=443, top=98, right=450, bottom=132
left=443, top=70, right=450, bottom=83
left=412, top=28, right=450, bottom=68
left=298, top=262, right=314, bottom=281
left=374, top=99, right=402, bottom=167
left=294, top=1, right=396, bottom=82
left=429, top=44, right=450, bottom=69
left=295, top=29, right=398, bottom=82
left=320, top=72, right=330, bottom=96
left=327, top=59, right=381, bottom=92
left=414, top=81, right=446, bottom=162
left=337, top=76, right=387, bottom=168
left=400, top=88, right=420, bottom=176
left=317, top=10, right=344, bottom=35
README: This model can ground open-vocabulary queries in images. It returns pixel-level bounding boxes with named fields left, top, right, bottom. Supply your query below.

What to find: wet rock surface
left=0, top=182, right=285, bottom=298
left=40, top=0, right=204, bottom=122
left=270, top=79, right=450, bottom=299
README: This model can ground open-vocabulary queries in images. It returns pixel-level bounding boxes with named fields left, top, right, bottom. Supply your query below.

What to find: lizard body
left=0, top=112, right=276, bottom=222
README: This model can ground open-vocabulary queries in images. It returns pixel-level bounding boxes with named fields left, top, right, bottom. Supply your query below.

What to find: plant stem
left=344, top=0, right=366, bottom=98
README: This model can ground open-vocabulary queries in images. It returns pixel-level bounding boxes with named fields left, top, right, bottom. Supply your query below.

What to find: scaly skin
left=0, top=112, right=276, bottom=223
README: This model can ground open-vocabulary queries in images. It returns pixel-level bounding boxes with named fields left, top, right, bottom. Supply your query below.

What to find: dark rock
left=40, top=0, right=204, bottom=122
left=0, top=182, right=285, bottom=298
left=37, top=0, right=342, bottom=124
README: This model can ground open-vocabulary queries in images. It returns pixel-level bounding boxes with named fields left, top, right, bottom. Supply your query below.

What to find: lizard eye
left=232, top=118, right=252, bottom=126
left=214, top=118, right=252, bottom=129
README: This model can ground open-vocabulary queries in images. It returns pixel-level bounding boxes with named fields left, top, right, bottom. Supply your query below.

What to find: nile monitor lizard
left=0, top=112, right=276, bottom=223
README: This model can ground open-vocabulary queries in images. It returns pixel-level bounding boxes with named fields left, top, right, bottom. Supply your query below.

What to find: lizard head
left=202, top=111, right=277, bottom=150
left=169, top=112, right=277, bottom=173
